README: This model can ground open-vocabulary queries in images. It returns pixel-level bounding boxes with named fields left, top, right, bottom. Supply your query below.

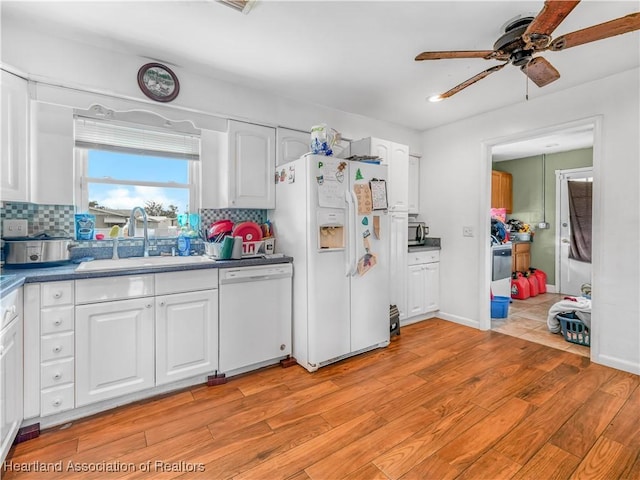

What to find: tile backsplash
left=1, top=202, right=267, bottom=262
left=1, top=202, right=76, bottom=236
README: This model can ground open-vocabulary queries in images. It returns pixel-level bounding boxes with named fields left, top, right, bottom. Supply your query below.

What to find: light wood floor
left=5, top=319, right=639, bottom=480
left=492, top=292, right=591, bottom=357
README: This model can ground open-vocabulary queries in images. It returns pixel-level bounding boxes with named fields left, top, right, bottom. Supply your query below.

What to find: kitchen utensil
left=232, top=222, right=263, bottom=243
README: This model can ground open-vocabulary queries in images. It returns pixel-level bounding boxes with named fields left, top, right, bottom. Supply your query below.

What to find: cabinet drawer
left=407, top=250, right=440, bottom=265
left=41, top=305, right=74, bottom=334
left=41, top=331, right=74, bottom=362
left=40, top=384, right=74, bottom=417
left=155, top=269, right=218, bottom=295
left=75, top=274, right=154, bottom=304
left=41, top=357, right=74, bottom=389
left=41, top=281, right=74, bottom=307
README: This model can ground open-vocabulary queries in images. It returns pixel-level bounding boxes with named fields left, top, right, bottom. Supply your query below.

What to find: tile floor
left=491, top=292, right=591, bottom=357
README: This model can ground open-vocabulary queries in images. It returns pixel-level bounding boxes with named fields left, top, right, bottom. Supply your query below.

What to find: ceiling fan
left=416, top=0, right=640, bottom=101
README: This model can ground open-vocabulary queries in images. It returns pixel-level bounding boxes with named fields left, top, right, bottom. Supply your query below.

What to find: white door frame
left=555, top=167, right=594, bottom=296
left=480, top=116, right=602, bottom=361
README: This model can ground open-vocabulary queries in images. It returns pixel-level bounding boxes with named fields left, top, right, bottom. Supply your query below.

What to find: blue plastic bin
left=491, top=296, right=510, bottom=318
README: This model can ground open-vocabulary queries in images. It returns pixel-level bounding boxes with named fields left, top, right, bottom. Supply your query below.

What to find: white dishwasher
left=218, top=263, right=293, bottom=375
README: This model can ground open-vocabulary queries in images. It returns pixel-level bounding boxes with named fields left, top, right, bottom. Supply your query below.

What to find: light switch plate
left=463, top=226, right=474, bottom=237
left=3, top=219, right=28, bottom=238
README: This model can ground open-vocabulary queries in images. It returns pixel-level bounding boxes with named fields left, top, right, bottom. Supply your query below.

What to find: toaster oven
left=408, top=221, right=428, bottom=247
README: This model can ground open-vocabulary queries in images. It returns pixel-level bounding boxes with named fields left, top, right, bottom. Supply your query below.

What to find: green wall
left=493, top=148, right=592, bottom=285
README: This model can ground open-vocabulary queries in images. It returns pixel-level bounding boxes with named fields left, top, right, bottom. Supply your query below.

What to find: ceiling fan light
left=428, top=94, right=444, bottom=103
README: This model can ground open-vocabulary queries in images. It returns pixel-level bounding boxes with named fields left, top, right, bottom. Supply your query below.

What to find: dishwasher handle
left=219, top=266, right=292, bottom=284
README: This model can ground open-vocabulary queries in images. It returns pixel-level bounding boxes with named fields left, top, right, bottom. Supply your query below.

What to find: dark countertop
left=408, top=236, right=441, bottom=252
left=0, top=255, right=293, bottom=297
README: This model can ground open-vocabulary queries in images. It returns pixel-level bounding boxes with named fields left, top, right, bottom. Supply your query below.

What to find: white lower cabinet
left=0, top=288, right=23, bottom=463
left=155, top=289, right=218, bottom=385
left=75, top=297, right=155, bottom=407
left=406, top=250, right=440, bottom=320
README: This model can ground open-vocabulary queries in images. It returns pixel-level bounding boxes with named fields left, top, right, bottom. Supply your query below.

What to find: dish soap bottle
left=177, top=231, right=190, bottom=256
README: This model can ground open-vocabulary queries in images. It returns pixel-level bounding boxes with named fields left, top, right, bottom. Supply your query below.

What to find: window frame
left=74, top=147, right=201, bottom=216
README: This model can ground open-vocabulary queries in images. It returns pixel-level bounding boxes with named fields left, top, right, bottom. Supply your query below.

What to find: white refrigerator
left=271, top=154, right=390, bottom=372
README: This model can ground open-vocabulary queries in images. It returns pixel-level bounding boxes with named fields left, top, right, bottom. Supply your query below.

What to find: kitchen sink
left=75, top=255, right=215, bottom=272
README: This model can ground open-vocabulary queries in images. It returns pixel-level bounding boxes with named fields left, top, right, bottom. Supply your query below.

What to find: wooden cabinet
left=1, top=71, right=30, bottom=202
left=155, top=289, right=218, bottom=386
left=276, top=127, right=308, bottom=166
left=390, top=211, right=408, bottom=320
left=0, top=288, right=23, bottom=463
left=491, top=170, right=513, bottom=213
left=513, top=242, right=531, bottom=272
left=350, top=137, right=409, bottom=210
left=75, top=297, right=155, bottom=407
left=408, top=154, right=420, bottom=214
left=407, top=250, right=440, bottom=320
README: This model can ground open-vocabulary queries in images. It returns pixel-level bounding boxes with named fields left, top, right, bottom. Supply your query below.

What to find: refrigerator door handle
left=345, top=190, right=354, bottom=276
left=349, top=190, right=359, bottom=276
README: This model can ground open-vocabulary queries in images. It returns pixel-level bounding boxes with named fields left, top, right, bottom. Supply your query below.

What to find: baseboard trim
left=437, top=312, right=481, bottom=330
left=596, top=354, right=640, bottom=375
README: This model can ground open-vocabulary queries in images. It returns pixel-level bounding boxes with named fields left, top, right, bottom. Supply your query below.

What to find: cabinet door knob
left=280, top=344, right=286, bottom=351
left=52, top=399, right=62, bottom=407
left=146, top=303, right=152, bottom=308
left=54, top=319, right=62, bottom=326
left=53, top=345, right=62, bottom=353
left=53, top=291, right=62, bottom=299
left=159, top=301, right=165, bottom=307
left=53, top=372, right=62, bottom=380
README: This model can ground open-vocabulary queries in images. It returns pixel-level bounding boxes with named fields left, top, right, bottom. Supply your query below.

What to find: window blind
left=74, top=117, right=200, bottom=160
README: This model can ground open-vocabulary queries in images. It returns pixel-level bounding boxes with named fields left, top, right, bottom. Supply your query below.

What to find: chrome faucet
left=129, top=206, right=149, bottom=257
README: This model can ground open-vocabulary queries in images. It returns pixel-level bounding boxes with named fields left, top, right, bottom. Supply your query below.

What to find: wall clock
left=137, top=63, right=180, bottom=102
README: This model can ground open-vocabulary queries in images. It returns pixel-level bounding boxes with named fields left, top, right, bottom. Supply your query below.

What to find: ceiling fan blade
left=521, top=57, right=560, bottom=87
left=525, top=0, right=581, bottom=37
left=437, top=63, right=508, bottom=100
left=550, top=12, right=640, bottom=51
left=415, top=50, right=497, bottom=61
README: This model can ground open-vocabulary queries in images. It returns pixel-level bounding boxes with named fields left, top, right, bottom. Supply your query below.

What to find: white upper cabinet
left=408, top=154, right=420, bottom=214
left=1, top=71, right=30, bottom=202
left=30, top=102, right=75, bottom=205
left=350, top=137, right=409, bottom=210
left=202, top=120, right=276, bottom=209
left=276, top=127, right=309, bottom=166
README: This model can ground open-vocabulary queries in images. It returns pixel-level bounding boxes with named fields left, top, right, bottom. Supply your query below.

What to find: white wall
left=421, top=68, right=640, bottom=375
left=1, top=21, right=421, bottom=151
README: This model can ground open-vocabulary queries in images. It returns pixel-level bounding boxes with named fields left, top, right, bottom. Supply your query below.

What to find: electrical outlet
left=3, top=219, right=28, bottom=238
left=462, top=226, right=474, bottom=237
left=538, top=222, right=550, bottom=229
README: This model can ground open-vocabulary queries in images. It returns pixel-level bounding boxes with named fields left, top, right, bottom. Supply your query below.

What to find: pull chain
left=525, top=63, right=529, bottom=101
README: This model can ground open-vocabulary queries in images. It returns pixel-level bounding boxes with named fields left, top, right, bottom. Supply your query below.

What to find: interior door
left=557, top=168, right=593, bottom=296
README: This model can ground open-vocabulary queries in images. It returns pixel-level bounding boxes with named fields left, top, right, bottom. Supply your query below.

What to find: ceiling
left=2, top=0, right=639, bottom=154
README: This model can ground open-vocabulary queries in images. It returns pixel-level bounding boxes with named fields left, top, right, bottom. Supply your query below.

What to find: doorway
left=556, top=168, right=593, bottom=296
left=485, top=119, right=598, bottom=356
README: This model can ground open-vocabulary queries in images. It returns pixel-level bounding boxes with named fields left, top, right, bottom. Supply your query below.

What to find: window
left=74, top=115, right=200, bottom=229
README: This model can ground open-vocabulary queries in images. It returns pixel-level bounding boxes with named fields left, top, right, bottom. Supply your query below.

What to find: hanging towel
left=547, top=297, right=592, bottom=333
